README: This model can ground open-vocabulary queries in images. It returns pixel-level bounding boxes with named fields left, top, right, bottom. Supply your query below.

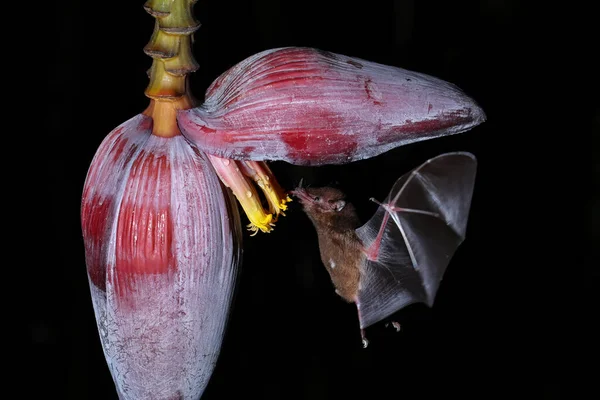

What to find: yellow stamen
left=238, top=161, right=292, bottom=219
left=208, top=155, right=290, bottom=234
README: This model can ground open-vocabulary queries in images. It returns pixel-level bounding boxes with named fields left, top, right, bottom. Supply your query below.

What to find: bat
left=291, top=152, right=477, bottom=347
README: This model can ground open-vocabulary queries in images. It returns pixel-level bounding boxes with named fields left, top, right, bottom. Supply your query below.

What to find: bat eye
left=313, top=196, right=320, bottom=202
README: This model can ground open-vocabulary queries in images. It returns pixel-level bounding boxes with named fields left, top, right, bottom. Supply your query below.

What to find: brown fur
left=294, top=187, right=365, bottom=302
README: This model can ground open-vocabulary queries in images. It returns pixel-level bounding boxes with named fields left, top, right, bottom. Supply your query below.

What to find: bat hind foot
left=385, top=321, right=402, bottom=332
left=361, top=329, right=369, bottom=348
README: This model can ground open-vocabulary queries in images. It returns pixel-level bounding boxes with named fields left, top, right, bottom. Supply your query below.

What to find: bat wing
left=354, top=152, right=477, bottom=329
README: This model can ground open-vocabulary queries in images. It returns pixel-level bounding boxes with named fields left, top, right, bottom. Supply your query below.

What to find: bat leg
left=361, top=329, right=369, bottom=348
left=356, top=303, right=369, bottom=348
left=363, top=198, right=392, bottom=261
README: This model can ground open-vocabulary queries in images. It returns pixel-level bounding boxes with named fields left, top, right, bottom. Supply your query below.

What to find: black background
left=36, top=1, right=593, bottom=399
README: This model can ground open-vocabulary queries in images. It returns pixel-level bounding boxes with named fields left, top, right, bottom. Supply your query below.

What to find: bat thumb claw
left=368, top=197, right=382, bottom=206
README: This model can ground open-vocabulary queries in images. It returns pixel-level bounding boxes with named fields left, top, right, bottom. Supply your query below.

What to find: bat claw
left=369, top=197, right=383, bottom=206
left=391, top=321, right=401, bottom=332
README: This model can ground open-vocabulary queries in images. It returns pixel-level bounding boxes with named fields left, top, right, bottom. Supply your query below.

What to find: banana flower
left=81, top=1, right=485, bottom=399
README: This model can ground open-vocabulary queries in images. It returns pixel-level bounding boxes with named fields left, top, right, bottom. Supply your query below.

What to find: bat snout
left=290, top=187, right=313, bottom=205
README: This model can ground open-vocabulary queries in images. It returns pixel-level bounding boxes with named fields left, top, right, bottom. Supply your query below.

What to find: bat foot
left=385, top=321, right=402, bottom=332
left=361, top=329, right=369, bottom=348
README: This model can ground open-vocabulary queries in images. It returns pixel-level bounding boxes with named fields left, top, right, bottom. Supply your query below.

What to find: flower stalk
left=142, top=0, right=199, bottom=137
left=140, top=0, right=290, bottom=231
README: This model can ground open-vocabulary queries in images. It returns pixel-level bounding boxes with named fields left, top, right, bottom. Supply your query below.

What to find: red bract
left=82, top=114, right=242, bottom=399
left=178, top=47, right=486, bottom=166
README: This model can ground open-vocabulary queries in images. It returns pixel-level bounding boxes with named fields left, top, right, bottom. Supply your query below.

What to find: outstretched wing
left=354, top=152, right=477, bottom=329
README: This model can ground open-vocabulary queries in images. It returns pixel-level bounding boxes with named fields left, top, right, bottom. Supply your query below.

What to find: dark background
left=36, top=1, right=592, bottom=399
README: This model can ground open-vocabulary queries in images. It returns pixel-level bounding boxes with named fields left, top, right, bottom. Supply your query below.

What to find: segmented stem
left=143, top=0, right=199, bottom=137
left=144, top=0, right=199, bottom=99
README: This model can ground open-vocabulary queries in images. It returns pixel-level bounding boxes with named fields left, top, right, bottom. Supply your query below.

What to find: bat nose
left=290, top=187, right=311, bottom=203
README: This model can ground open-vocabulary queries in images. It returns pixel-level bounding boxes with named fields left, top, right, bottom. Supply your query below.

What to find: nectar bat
left=291, top=152, right=477, bottom=347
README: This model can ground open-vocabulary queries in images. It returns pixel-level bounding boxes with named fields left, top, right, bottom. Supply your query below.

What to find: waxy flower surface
left=178, top=47, right=485, bottom=166
left=82, top=115, right=242, bottom=399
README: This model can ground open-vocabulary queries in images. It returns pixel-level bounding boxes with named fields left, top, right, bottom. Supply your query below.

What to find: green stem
left=143, top=0, right=199, bottom=100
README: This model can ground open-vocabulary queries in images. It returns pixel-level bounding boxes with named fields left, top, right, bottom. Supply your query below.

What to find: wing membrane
left=355, top=152, right=477, bottom=329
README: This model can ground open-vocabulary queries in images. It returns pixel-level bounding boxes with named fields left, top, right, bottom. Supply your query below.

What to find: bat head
left=291, top=186, right=347, bottom=214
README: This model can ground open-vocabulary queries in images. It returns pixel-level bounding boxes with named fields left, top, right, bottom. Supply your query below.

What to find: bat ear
left=335, top=200, right=346, bottom=211
left=293, top=178, right=312, bottom=190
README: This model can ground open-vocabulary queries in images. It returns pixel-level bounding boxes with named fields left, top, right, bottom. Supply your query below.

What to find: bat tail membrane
left=355, top=152, right=477, bottom=329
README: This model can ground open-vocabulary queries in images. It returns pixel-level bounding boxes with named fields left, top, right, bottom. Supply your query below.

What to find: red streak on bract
left=113, top=150, right=174, bottom=298
left=377, top=110, right=472, bottom=144
left=110, top=132, right=130, bottom=164
left=242, top=145, right=256, bottom=154
left=278, top=107, right=359, bottom=165
left=281, top=130, right=360, bottom=165
left=82, top=196, right=113, bottom=291
left=82, top=129, right=137, bottom=292
left=193, top=123, right=217, bottom=136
